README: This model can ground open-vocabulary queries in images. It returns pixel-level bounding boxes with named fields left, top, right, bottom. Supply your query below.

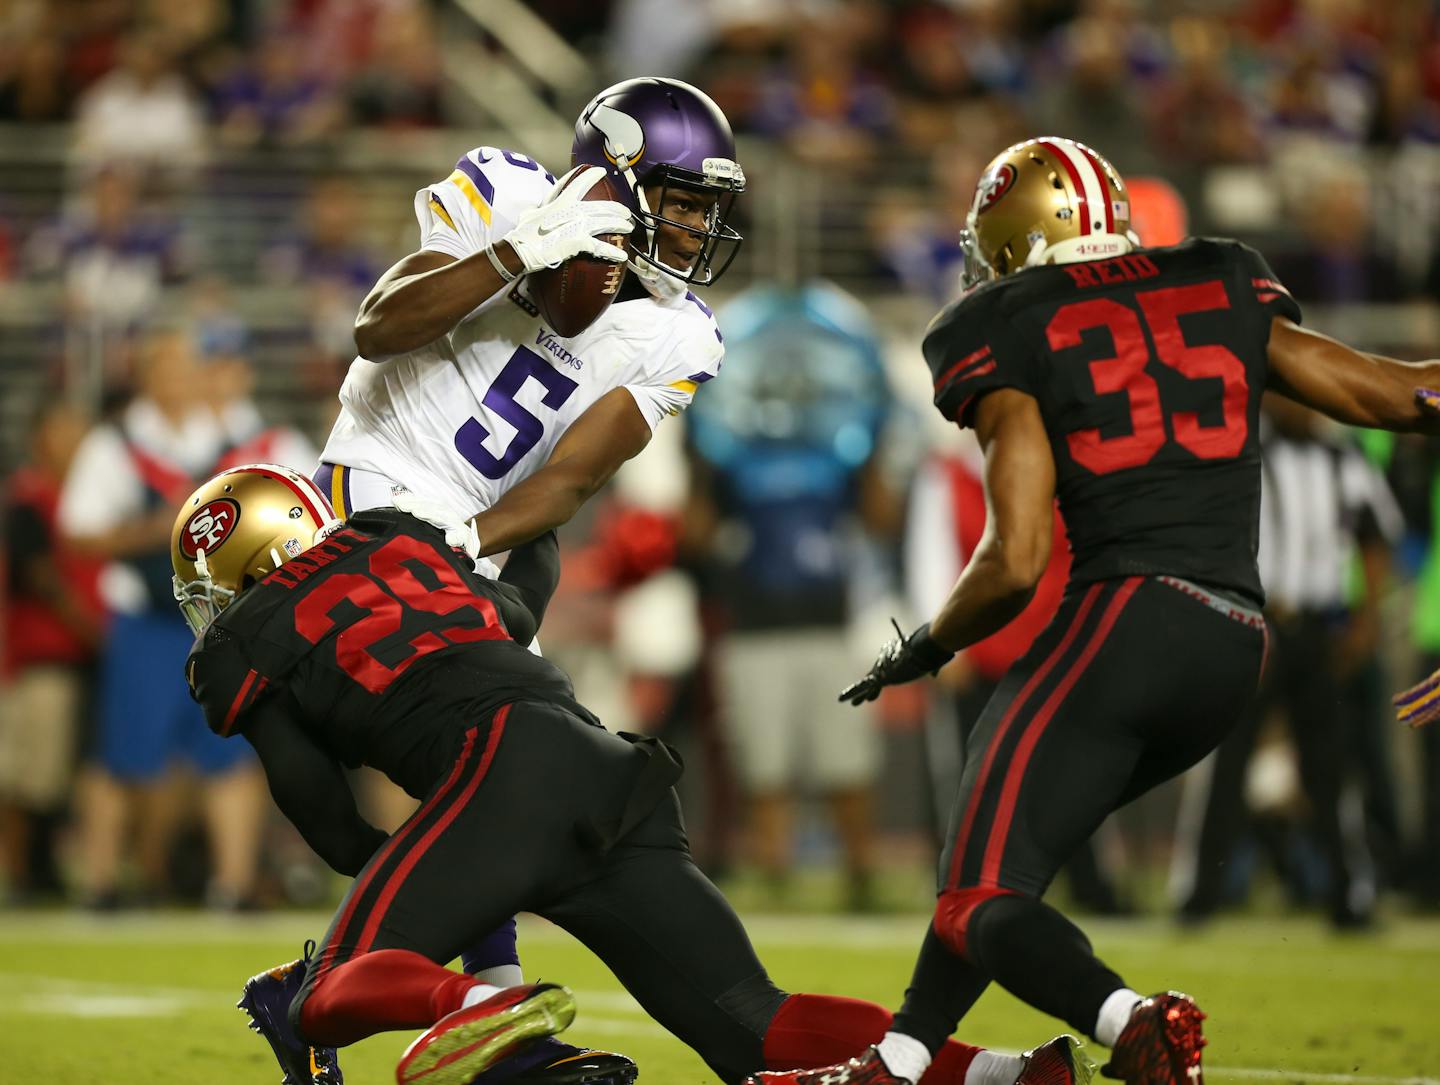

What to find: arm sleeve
left=625, top=298, right=726, bottom=431
left=242, top=694, right=389, bottom=877
left=1234, top=242, right=1303, bottom=325
left=922, top=293, right=1034, bottom=428
left=414, top=146, right=555, bottom=261
left=186, top=625, right=277, bottom=738
left=492, top=529, right=560, bottom=645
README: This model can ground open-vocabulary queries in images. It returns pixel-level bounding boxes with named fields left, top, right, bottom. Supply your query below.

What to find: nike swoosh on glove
left=506, top=166, right=633, bottom=274
left=391, top=491, right=481, bottom=560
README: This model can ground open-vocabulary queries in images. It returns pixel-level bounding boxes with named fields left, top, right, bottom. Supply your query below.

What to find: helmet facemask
left=173, top=546, right=238, bottom=635
left=626, top=158, right=745, bottom=288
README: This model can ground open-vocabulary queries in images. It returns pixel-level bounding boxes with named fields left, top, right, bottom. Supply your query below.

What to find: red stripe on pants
left=944, top=583, right=1105, bottom=890
left=353, top=705, right=511, bottom=954
left=978, top=577, right=1142, bottom=887
left=320, top=725, right=482, bottom=972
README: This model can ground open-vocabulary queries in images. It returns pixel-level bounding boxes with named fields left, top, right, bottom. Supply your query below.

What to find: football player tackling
left=173, top=465, right=1083, bottom=1085
left=749, top=138, right=1440, bottom=1085
left=245, top=77, right=742, bottom=1085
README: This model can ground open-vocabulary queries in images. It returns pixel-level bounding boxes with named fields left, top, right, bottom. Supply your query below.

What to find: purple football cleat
left=237, top=941, right=343, bottom=1085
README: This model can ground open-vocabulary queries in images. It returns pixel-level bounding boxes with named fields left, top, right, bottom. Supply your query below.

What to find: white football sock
left=1095, top=987, right=1143, bottom=1048
left=876, top=1032, right=931, bottom=1083
left=460, top=981, right=505, bottom=1009
left=964, top=1050, right=1025, bottom=1085
left=471, top=964, right=524, bottom=987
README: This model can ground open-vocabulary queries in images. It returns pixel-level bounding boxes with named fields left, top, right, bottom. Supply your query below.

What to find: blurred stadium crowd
left=2, top=0, right=1440, bottom=929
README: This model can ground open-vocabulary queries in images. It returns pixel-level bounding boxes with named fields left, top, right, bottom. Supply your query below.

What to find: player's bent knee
left=933, top=886, right=1022, bottom=960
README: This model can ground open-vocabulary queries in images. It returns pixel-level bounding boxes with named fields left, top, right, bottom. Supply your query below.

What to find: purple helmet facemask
left=572, top=77, right=745, bottom=288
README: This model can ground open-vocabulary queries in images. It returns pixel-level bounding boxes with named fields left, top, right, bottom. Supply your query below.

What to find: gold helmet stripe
left=1038, top=138, right=1110, bottom=236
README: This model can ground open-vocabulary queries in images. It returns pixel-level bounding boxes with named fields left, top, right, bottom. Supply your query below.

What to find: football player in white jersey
left=314, top=76, right=744, bottom=569
left=239, top=79, right=746, bottom=1085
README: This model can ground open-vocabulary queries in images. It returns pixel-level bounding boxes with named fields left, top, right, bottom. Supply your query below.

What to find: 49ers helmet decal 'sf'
left=959, top=138, right=1135, bottom=290
left=171, top=463, right=336, bottom=634
left=572, top=77, right=745, bottom=287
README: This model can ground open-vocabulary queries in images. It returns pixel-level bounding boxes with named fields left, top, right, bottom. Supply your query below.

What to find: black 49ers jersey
left=186, top=508, right=586, bottom=797
left=924, top=238, right=1302, bottom=604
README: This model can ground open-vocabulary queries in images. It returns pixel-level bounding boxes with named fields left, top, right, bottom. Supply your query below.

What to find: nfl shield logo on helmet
left=181, top=498, right=241, bottom=559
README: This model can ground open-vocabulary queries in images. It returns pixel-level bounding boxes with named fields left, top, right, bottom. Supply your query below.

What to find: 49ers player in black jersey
left=170, top=464, right=1084, bottom=1085
left=747, top=138, right=1440, bottom=1085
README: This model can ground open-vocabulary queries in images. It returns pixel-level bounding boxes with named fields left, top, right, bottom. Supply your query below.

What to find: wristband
left=485, top=244, right=517, bottom=283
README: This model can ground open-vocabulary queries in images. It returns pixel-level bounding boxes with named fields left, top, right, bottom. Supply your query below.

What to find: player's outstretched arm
left=1266, top=317, right=1440, bottom=433
left=840, top=389, right=1055, bottom=705
left=243, top=695, right=388, bottom=877
left=469, top=388, right=653, bottom=558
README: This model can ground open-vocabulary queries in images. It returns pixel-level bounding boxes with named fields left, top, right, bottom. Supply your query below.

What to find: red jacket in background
left=3, top=466, right=106, bottom=676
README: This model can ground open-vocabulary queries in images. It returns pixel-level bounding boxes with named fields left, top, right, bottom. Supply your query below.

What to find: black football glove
left=839, top=619, right=955, bottom=706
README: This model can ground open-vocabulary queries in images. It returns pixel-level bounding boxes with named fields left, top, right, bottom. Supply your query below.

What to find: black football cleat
left=742, top=1045, right=914, bottom=1085
left=237, top=941, right=343, bottom=1085
left=474, top=1039, right=638, bottom=1085
left=1102, top=992, right=1206, bottom=1085
left=395, top=982, right=576, bottom=1085
left=1019, top=1035, right=1097, bottom=1085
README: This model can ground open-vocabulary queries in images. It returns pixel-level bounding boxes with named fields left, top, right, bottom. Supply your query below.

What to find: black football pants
left=895, top=575, right=1267, bottom=1048
left=294, top=699, right=786, bottom=1082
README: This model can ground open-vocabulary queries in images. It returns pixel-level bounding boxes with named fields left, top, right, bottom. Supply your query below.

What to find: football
left=528, top=171, right=629, bottom=338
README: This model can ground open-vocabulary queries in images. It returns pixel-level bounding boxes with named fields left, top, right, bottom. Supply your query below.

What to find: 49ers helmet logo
left=975, top=163, right=1017, bottom=214
left=181, top=499, right=240, bottom=559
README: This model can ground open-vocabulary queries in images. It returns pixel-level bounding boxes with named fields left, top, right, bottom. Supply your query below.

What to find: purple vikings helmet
left=572, top=77, right=745, bottom=287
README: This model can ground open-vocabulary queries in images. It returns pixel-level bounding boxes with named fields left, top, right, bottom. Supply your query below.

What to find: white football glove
left=505, top=166, right=633, bottom=274
left=391, top=491, right=481, bottom=561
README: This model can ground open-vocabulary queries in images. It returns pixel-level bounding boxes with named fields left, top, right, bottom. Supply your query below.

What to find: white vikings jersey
left=319, top=145, right=724, bottom=519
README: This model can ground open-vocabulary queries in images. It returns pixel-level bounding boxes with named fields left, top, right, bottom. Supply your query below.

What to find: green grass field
left=2, top=910, right=1437, bottom=1085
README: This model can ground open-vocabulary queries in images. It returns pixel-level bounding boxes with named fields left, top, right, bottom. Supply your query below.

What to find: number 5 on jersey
left=455, top=346, right=579, bottom=479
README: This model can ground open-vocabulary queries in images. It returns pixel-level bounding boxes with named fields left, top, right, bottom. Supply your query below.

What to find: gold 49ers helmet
left=959, top=137, right=1134, bottom=290
left=171, top=463, right=336, bottom=634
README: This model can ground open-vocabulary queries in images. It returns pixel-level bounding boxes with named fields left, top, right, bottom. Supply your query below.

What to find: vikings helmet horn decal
left=587, top=102, right=646, bottom=169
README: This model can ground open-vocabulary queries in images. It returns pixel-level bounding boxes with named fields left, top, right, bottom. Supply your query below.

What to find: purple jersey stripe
left=687, top=371, right=716, bottom=384
left=454, top=155, right=496, bottom=207
left=684, top=291, right=723, bottom=342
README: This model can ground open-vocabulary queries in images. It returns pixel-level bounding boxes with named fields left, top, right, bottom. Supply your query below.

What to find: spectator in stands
left=72, top=28, right=205, bottom=171
left=346, top=2, right=442, bottom=129
left=26, top=166, right=191, bottom=382
left=687, top=281, right=897, bottom=910
left=1271, top=166, right=1403, bottom=304
left=751, top=10, right=895, bottom=167
left=213, top=33, right=341, bottom=149
left=0, top=400, right=104, bottom=903
left=0, top=19, right=72, bottom=123
left=1147, top=16, right=1262, bottom=167
left=59, top=328, right=265, bottom=911
left=1030, top=10, right=1159, bottom=176
left=1175, top=396, right=1402, bottom=930
left=261, top=177, right=380, bottom=384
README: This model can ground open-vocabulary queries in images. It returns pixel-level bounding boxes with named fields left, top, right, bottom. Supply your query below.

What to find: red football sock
left=299, top=949, right=477, bottom=1046
left=762, top=993, right=981, bottom=1081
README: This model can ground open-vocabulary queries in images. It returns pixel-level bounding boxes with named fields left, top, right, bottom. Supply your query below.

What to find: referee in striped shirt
left=1176, top=394, right=1402, bottom=929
